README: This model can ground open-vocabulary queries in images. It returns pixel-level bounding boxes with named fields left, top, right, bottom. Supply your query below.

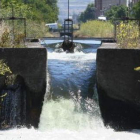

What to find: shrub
left=0, top=22, right=26, bottom=48
left=26, top=20, right=53, bottom=38
left=74, top=20, right=114, bottom=38
left=116, top=21, right=140, bottom=48
left=0, top=59, right=12, bottom=108
left=0, top=60, right=12, bottom=75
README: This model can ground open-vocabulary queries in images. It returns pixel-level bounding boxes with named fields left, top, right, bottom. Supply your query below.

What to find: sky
left=57, top=0, right=94, bottom=22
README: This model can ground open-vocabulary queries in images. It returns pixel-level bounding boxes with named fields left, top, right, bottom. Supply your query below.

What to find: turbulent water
left=1, top=42, right=140, bottom=140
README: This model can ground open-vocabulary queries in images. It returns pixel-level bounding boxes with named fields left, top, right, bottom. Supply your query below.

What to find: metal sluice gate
left=60, top=18, right=76, bottom=52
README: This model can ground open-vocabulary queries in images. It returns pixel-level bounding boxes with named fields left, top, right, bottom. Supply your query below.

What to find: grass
left=74, top=20, right=114, bottom=38
left=26, top=20, right=53, bottom=38
left=0, top=20, right=53, bottom=48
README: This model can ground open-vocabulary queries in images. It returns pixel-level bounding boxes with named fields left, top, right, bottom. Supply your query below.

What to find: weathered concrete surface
left=97, top=43, right=140, bottom=130
left=0, top=48, right=47, bottom=128
left=26, top=42, right=43, bottom=48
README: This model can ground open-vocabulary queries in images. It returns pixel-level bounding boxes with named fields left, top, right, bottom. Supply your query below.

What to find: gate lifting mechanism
left=61, top=18, right=76, bottom=53
left=60, top=0, right=76, bottom=53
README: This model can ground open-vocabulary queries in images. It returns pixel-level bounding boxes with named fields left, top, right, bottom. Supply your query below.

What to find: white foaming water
left=1, top=117, right=140, bottom=140
left=39, top=99, right=103, bottom=131
left=1, top=48, right=140, bottom=140
left=1, top=98, right=140, bottom=140
left=48, top=51, right=97, bottom=61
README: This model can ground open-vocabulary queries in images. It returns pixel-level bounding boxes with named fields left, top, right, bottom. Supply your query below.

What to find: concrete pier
left=0, top=48, right=47, bottom=128
left=96, top=43, right=140, bottom=130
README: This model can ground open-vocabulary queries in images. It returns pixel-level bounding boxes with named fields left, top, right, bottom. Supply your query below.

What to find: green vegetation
left=134, top=66, right=140, bottom=83
left=78, top=3, right=95, bottom=23
left=0, top=59, right=17, bottom=86
left=0, top=59, right=12, bottom=108
left=133, top=1, right=140, bottom=19
left=0, top=0, right=58, bottom=22
left=0, top=0, right=58, bottom=43
left=0, top=22, right=26, bottom=48
left=134, top=66, right=140, bottom=72
left=0, top=92, right=7, bottom=109
left=105, top=5, right=128, bottom=21
left=0, top=59, right=12, bottom=75
left=74, top=20, right=114, bottom=38
left=26, top=21, right=53, bottom=38
left=105, top=1, right=140, bottom=20
left=103, top=2, right=140, bottom=48
left=116, top=22, right=140, bottom=48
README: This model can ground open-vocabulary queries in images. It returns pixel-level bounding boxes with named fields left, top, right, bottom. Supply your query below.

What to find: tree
left=132, top=1, right=140, bottom=19
left=0, top=0, right=58, bottom=22
left=78, top=3, right=95, bottom=22
left=105, top=5, right=128, bottom=21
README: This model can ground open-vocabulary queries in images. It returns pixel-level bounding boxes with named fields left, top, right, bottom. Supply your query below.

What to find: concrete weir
left=0, top=48, right=46, bottom=129
left=96, top=43, right=140, bottom=130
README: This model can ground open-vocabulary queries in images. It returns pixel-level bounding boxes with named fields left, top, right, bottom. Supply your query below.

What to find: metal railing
left=0, top=4, right=26, bottom=46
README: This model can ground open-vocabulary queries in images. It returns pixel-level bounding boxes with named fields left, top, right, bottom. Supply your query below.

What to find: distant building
left=95, top=0, right=102, bottom=19
left=133, top=0, right=139, bottom=3
left=95, top=0, right=139, bottom=18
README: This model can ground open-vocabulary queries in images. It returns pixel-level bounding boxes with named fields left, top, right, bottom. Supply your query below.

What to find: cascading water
left=0, top=75, right=26, bottom=129
left=39, top=44, right=103, bottom=130
left=1, top=42, right=140, bottom=140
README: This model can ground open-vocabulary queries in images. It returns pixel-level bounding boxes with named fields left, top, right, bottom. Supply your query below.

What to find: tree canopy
left=132, top=1, right=140, bottom=19
left=105, top=5, right=128, bottom=21
left=78, top=3, right=95, bottom=23
left=0, top=0, right=58, bottom=22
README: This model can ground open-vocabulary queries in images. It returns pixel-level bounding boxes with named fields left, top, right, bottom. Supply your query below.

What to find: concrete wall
left=96, top=43, right=140, bottom=130
left=0, top=48, right=47, bottom=129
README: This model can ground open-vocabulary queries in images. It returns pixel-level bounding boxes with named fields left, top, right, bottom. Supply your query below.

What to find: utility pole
left=127, top=0, right=131, bottom=17
left=68, top=0, right=69, bottom=19
left=68, top=0, right=69, bottom=33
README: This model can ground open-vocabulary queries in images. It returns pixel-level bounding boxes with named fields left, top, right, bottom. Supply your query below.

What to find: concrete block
left=97, top=43, right=140, bottom=130
left=0, top=48, right=47, bottom=129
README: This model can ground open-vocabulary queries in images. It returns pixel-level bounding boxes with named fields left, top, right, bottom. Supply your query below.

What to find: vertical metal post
left=24, top=18, right=26, bottom=46
left=11, top=4, right=15, bottom=46
left=128, top=0, right=131, bottom=18
left=114, top=22, right=117, bottom=41
left=64, top=20, right=65, bottom=41
left=68, top=0, right=69, bottom=35
left=139, top=20, right=140, bottom=38
left=0, top=1, right=1, bottom=9
left=68, top=0, right=69, bottom=20
left=68, top=0, right=70, bottom=42
left=71, top=20, right=73, bottom=42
